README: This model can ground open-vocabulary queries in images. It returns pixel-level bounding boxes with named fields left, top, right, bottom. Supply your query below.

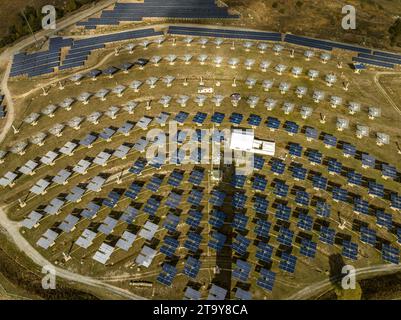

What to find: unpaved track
left=0, top=206, right=145, bottom=300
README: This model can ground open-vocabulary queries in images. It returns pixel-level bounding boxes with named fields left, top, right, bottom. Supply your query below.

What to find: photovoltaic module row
left=77, top=0, right=238, bottom=29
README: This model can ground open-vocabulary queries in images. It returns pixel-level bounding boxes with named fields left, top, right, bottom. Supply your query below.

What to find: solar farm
left=1, top=1, right=401, bottom=301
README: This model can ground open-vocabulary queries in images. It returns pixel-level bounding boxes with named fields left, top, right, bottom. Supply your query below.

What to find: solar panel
left=257, top=268, right=276, bottom=291
left=376, top=210, right=392, bottom=229
left=270, top=159, right=286, bottom=175
left=360, top=226, right=376, bottom=246
left=319, top=226, right=335, bottom=245
left=312, top=175, right=327, bottom=190
left=184, top=256, right=202, bottom=279
left=252, top=175, right=268, bottom=191
left=353, top=197, right=369, bottom=215
left=232, top=213, right=248, bottom=231
left=210, top=189, right=226, bottom=207
left=147, top=176, right=163, bottom=192
left=167, top=170, right=184, bottom=187
left=255, top=241, right=273, bottom=262
left=187, top=189, right=204, bottom=206
left=232, top=192, right=247, bottom=210
left=275, top=203, right=291, bottom=221
left=143, top=197, right=161, bottom=216
left=391, top=193, right=401, bottom=210
left=163, top=213, right=180, bottom=233
left=165, top=191, right=182, bottom=209
left=295, top=190, right=310, bottom=206
left=231, top=175, right=246, bottom=188
left=184, top=232, right=202, bottom=252
left=316, top=201, right=331, bottom=218
left=300, top=239, right=317, bottom=258
left=124, top=181, right=142, bottom=200
left=342, top=241, right=358, bottom=260
left=208, top=232, right=227, bottom=251
left=160, top=236, right=179, bottom=258
left=279, top=252, right=297, bottom=273
left=382, top=244, right=399, bottom=264
left=157, top=263, right=177, bottom=287
left=233, top=260, right=251, bottom=282
left=284, top=121, right=299, bottom=135
left=368, top=181, right=385, bottom=198
left=185, top=209, right=203, bottom=229
left=253, top=195, right=269, bottom=215
left=277, top=227, right=294, bottom=246
left=274, top=181, right=289, bottom=198
left=361, top=153, right=376, bottom=168
left=288, top=143, right=303, bottom=157
left=209, top=210, right=226, bottom=229
left=297, top=213, right=313, bottom=231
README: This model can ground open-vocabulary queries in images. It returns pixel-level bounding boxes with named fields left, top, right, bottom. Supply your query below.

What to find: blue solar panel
left=368, top=181, right=385, bottom=198
left=184, top=232, right=202, bottom=252
left=277, top=227, right=294, bottom=246
left=208, top=232, right=226, bottom=251
left=305, top=127, right=318, bottom=140
left=288, top=143, right=303, bottom=157
left=291, top=164, right=307, bottom=181
left=376, top=210, right=392, bottom=229
left=360, top=226, right=376, bottom=246
left=342, top=241, right=358, bottom=260
left=210, top=189, right=226, bottom=207
left=316, top=201, right=331, bottom=218
left=332, top=187, right=348, bottom=202
left=297, top=213, right=313, bottom=231
left=308, top=150, right=322, bottom=165
left=279, top=252, right=297, bottom=273
left=391, top=193, right=401, bottom=210
left=147, top=176, right=163, bottom=192
left=382, top=164, right=398, bottom=180
left=352, top=57, right=394, bottom=69
left=327, top=158, right=342, bottom=174
left=319, top=226, right=335, bottom=245
left=342, top=143, right=356, bottom=157
left=167, top=170, right=184, bottom=187
left=102, top=191, right=121, bottom=208
left=188, top=169, right=205, bottom=185
left=229, top=112, right=244, bottom=125
left=347, top=171, right=363, bottom=186
left=163, top=213, right=180, bottom=233
left=125, top=181, right=142, bottom=200
left=275, top=203, right=291, bottom=221
left=253, top=155, right=265, bottom=170
left=174, top=111, right=189, bottom=123
left=252, top=175, right=267, bottom=191
left=255, top=241, right=273, bottom=262
left=232, top=213, right=248, bottom=231
left=382, top=244, right=400, bottom=264
left=300, top=239, right=317, bottom=258
left=359, top=53, right=401, bottom=66
left=257, top=268, right=276, bottom=291
left=193, top=112, right=207, bottom=125
left=270, top=159, right=286, bottom=175
left=313, top=175, right=327, bottom=190
left=209, top=210, right=226, bottom=229
left=187, top=189, right=203, bottom=206
left=160, top=236, right=179, bottom=257
left=129, top=158, right=147, bottom=174
left=231, top=175, right=246, bottom=188
left=248, top=114, right=262, bottom=126
left=165, top=191, right=182, bottom=209
left=157, top=263, right=177, bottom=286
left=211, top=112, right=225, bottom=124
left=253, top=195, right=269, bottom=215
left=284, top=121, right=299, bottom=134
left=361, top=153, right=376, bottom=168
left=233, top=260, right=251, bottom=282
left=232, top=234, right=251, bottom=256
left=185, top=209, right=203, bottom=229
left=144, top=197, right=160, bottom=216
left=323, top=134, right=337, bottom=147
left=295, top=191, right=310, bottom=206
left=353, top=197, right=369, bottom=215
left=184, top=256, right=202, bottom=279
left=274, top=181, right=289, bottom=198
left=266, top=117, right=280, bottom=130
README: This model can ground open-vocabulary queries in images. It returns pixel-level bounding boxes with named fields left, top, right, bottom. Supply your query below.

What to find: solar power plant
left=2, top=1, right=401, bottom=301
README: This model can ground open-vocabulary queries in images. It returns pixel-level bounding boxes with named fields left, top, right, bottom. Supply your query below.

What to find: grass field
left=1, top=32, right=401, bottom=299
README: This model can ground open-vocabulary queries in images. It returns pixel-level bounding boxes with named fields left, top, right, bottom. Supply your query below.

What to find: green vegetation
left=389, top=18, right=401, bottom=47
left=0, top=0, right=97, bottom=48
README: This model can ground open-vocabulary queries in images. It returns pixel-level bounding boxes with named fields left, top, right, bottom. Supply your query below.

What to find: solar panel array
left=77, top=0, right=239, bottom=29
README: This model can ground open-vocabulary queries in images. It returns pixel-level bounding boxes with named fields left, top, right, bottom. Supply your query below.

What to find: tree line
left=0, top=0, right=97, bottom=48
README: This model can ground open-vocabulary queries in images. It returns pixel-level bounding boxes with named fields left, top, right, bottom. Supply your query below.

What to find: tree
left=66, top=0, right=78, bottom=12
